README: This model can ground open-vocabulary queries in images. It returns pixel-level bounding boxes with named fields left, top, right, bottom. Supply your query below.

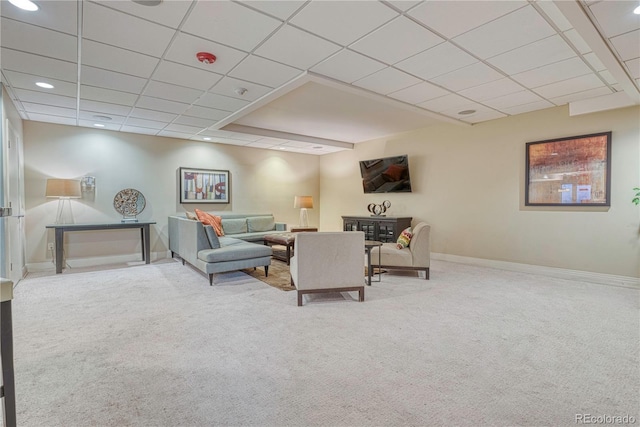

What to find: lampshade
left=45, top=179, right=82, bottom=198
left=294, top=196, right=313, bottom=209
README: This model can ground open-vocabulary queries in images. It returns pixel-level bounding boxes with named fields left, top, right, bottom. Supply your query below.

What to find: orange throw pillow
left=195, top=209, right=224, bottom=236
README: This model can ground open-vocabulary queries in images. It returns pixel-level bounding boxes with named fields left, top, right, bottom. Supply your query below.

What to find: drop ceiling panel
left=458, top=78, right=524, bottom=102
left=82, top=40, right=159, bottom=78
left=136, top=96, right=189, bottom=114
left=563, top=29, right=592, bottom=54
left=487, top=35, right=577, bottom=75
left=157, top=130, right=194, bottom=139
left=501, top=100, right=555, bottom=115
left=209, top=77, right=273, bottom=102
left=289, top=1, right=398, bottom=46
left=195, top=93, right=250, bottom=112
left=143, top=81, right=203, bottom=104
left=439, top=104, right=505, bottom=124
left=395, top=42, right=477, bottom=80
left=164, top=32, right=248, bottom=75
left=120, top=125, right=160, bottom=136
left=254, top=25, right=341, bottom=70
left=482, top=90, right=545, bottom=110
left=79, top=100, right=133, bottom=116
left=151, top=61, right=223, bottom=91
left=1, top=49, right=77, bottom=83
left=535, top=1, right=573, bottom=32
left=78, top=111, right=126, bottom=124
left=28, top=114, right=76, bottom=126
left=173, top=115, right=214, bottom=128
left=429, top=62, right=504, bottom=92
left=418, top=93, right=471, bottom=112
left=548, top=86, right=612, bottom=105
left=129, top=108, right=177, bottom=123
left=388, top=81, right=450, bottom=104
left=83, top=2, right=175, bottom=57
left=124, top=117, right=168, bottom=130
left=610, top=29, right=640, bottom=61
left=23, top=103, right=76, bottom=118
left=583, top=52, right=607, bottom=72
left=588, top=1, right=640, bottom=38
left=350, top=16, right=443, bottom=65
left=453, top=6, right=556, bottom=59
left=229, top=55, right=302, bottom=88
left=80, top=86, right=139, bottom=106
left=310, top=50, right=386, bottom=83
left=386, top=1, right=422, bottom=12
left=1, top=18, right=77, bottom=62
left=3, top=71, right=77, bottom=98
left=199, top=130, right=261, bottom=141
left=534, top=74, right=606, bottom=99
left=183, top=106, right=230, bottom=121
left=91, top=0, right=194, bottom=29
left=13, top=89, right=76, bottom=109
left=511, top=57, right=593, bottom=89
left=81, top=66, right=147, bottom=94
left=2, top=0, right=77, bottom=34
left=164, top=123, right=206, bottom=134
left=241, top=1, right=306, bottom=20
left=408, top=0, right=526, bottom=39
left=627, top=58, right=640, bottom=79
left=78, top=119, right=120, bottom=130
left=353, top=67, right=422, bottom=95
left=181, top=1, right=281, bottom=51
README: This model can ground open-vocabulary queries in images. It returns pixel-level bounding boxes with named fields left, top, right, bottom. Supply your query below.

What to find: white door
left=5, top=120, right=24, bottom=284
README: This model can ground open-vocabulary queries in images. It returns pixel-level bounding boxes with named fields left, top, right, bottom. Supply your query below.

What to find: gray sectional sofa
left=168, top=214, right=286, bottom=285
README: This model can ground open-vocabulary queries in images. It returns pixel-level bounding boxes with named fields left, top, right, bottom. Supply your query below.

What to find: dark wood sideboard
left=342, top=216, right=412, bottom=243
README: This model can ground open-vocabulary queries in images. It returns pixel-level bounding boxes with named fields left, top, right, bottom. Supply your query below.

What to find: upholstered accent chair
left=290, top=231, right=365, bottom=306
left=370, top=222, right=430, bottom=279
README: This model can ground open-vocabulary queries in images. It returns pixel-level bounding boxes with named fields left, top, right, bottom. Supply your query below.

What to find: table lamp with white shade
left=46, top=179, right=81, bottom=224
left=294, top=195, right=313, bottom=227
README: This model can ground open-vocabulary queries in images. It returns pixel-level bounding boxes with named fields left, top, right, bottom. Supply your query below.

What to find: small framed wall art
left=179, top=167, right=230, bottom=204
left=525, top=132, right=611, bottom=206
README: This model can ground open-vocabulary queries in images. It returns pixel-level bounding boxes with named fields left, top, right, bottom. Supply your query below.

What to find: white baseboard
left=431, top=253, right=640, bottom=289
left=27, top=251, right=171, bottom=273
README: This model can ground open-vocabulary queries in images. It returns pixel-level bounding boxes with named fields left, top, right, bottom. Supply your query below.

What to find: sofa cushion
left=203, top=225, right=221, bottom=249
left=247, top=215, right=275, bottom=232
left=185, top=211, right=197, bottom=220
left=222, top=218, right=248, bottom=235
left=198, top=242, right=272, bottom=263
left=195, top=209, right=224, bottom=236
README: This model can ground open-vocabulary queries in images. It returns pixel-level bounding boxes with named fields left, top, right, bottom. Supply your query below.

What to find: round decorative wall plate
left=113, top=188, right=146, bottom=217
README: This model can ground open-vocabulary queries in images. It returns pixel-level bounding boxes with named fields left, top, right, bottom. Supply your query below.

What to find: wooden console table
left=45, top=221, right=156, bottom=274
left=342, top=216, right=412, bottom=243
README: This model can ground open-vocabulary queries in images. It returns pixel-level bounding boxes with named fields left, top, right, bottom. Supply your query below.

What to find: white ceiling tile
left=80, top=86, right=139, bottom=106
left=535, top=0, right=573, bottom=32
left=195, top=93, right=250, bottom=112
left=488, top=35, right=577, bottom=75
left=82, top=40, right=159, bottom=78
left=583, top=52, right=607, bottom=72
left=626, top=58, right=640, bottom=79
left=311, top=50, right=386, bottom=83
left=79, top=100, right=133, bottom=116
left=209, top=77, right=273, bottom=102
left=136, top=96, right=189, bottom=114
left=91, top=0, right=193, bottom=29
left=27, top=114, right=77, bottom=126
left=247, top=141, right=278, bottom=148
left=0, top=49, right=77, bottom=83
left=500, top=100, right=555, bottom=115
left=152, top=61, right=223, bottom=91
left=124, top=117, right=168, bottom=130
left=395, top=42, right=477, bottom=80
left=408, top=0, right=526, bottom=38
left=181, top=1, right=281, bottom=51
left=229, top=55, right=302, bottom=88
left=183, top=106, right=230, bottom=121
left=120, top=126, right=160, bottom=136
left=458, top=78, right=524, bottom=102
left=534, top=74, right=605, bottom=99
left=83, top=2, right=175, bottom=57
left=13, top=88, right=76, bottom=108
left=588, top=1, right=640, bottom=38
left=1, top=18, right=77, bottom=62
left=417, top=93, right=471, bottom=112
left=144, top=81, right=203, bottom=104
left=350, top=16, right=443, bottom=65
left=77, top=120, right=120, bottom=131
left=563, top=29, right=592, bottom=55
left=430, top=62, right=504, bottom=92
left=200, top=130, right=261, bottom=141
left=213, top=139, right=250, bottom=147
left=482, top=90, right=545, bottom=110
left=511, top=57, right=593, bottom=88
left=456, top=109, right=506, bottom=124
left=129, top=108, right=177, bottom=123
left=2, top=0, right=77, bottom=34
left=352, top=67, right=421, bottom=94
left=23, top=103, right=76, bottom=118
left=254, top=25, right=341, bottom=69
left=610, top=29, right=640, bottom=62
left=388, top=81, right=450, bottom=104
left=157, top=130, right=194, bottom=140
left=78, top=111, right=126, bottom=124
left=241, top=1, right=306, bottom=20
left=548, top=86, right=613, bottom=105
left=599, top=70, right=617, bottom=85
left=385, top=1, right=422, bottom=12
left=290, top=1, right=398, bottom=46
left=164, top=32, right=248, bottom=75
left=3, top=71, right=77, bottom=97
left=453, top=6, right=556, bottom=59
left=81, top=66, right=147, bottom=94
left=173, top=115, right=215, bottom=128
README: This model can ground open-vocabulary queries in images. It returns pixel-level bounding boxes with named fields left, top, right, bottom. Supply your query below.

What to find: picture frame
left=525, top=132, right=611, bottom=206
left=179, top=167, right=230, bottom=204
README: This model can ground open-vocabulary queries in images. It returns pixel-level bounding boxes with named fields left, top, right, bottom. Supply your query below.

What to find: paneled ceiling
left=1, top=0, right=639, bottom=155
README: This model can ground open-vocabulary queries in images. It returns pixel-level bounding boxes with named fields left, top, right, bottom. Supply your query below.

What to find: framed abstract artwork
left=179, top=167, right=230, bottom=204
left=525, top=132, right=611, bottom=206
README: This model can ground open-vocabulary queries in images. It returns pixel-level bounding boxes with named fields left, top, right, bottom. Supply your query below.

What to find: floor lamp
left=46, top=179, right=82, bottom=224
left=294, top=196, right=313, bottom=227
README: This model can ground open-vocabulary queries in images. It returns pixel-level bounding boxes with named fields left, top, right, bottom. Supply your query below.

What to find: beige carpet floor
left=7, top=259, right=639, bottom=426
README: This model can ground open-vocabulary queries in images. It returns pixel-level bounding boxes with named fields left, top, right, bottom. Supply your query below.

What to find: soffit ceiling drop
left=0, top=0, right=638, bottom=155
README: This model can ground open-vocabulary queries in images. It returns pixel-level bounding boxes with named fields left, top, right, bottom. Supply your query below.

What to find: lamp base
left=299, top=208, right=309, bottom=228
left=54, top=198, right=75, bottom=224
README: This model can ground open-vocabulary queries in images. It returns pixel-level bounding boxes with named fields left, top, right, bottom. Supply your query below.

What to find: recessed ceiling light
left=8, top=0, right=38, bottom=11
left=131, top=0, right=162, bottom=6
left=203, top=137, right=212, bottom=141
left=94, top=123, right=105, bottom=127
left=35, top=82, right=53, bottom=89
left=92, top=114, right=112, bottom=121
left=458, top=109, right=476, bottom=116
left=634, top=5, right=640, bottom=14
left=234, top=87, right=248, bottom=96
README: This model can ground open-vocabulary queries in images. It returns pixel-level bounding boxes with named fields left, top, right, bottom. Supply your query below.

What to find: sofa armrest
left=275, top=222, right=287, bottom=231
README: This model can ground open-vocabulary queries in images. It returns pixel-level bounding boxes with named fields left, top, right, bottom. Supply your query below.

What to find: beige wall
left=24, top=121, right=319, bottom=267
left=320, top=105, right=640, bottom=278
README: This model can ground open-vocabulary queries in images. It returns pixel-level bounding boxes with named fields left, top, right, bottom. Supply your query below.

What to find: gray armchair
left=370, top=222, right=430, bottom=279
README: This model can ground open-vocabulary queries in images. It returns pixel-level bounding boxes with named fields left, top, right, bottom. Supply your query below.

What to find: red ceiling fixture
left=196, top=52, right=216, bottom=64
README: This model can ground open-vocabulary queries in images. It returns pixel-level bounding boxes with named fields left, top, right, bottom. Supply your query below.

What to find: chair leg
left=209, top=274, right=213, bottom=286
left=182, top=259, right=185, bottom=265
left=359, top=287, right=364, bottom=302
left=425, top=268, right=430, bottom=280
left=297, top=291, right=303, bottom=307
left=265, top=265, right=269, bottom=277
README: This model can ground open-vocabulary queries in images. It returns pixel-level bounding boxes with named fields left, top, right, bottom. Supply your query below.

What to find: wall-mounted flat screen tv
left=359, top=155, right=412, bottom=193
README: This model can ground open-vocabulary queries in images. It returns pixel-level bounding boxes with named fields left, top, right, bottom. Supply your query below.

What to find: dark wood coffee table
left=263, top=233, right=296, bottom=265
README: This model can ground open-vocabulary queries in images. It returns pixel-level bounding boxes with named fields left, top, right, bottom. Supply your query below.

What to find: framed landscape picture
left=179, top=167, right=230, bottom=204
left=525, top=132, right=611, bottom=206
